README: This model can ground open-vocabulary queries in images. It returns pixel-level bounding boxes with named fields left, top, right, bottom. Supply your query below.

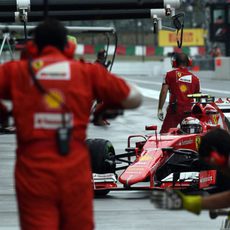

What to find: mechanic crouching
left=157, top=53, right=200, bottom=133
left=151, top=128, right=230, bottom=215
left=0, top=18, right=142, bottom=230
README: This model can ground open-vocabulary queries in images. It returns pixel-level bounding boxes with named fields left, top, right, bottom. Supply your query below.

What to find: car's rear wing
left=215, top=98, right=230, bottom=113
left=187, top=94, right=230, bottom=113
left=187, top=93, right=215, bottom=103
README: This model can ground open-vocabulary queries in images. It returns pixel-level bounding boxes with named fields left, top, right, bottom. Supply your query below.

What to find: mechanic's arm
left=151, top=189, right=230, bottom=215
left=196, top=78, right=201, bottom=93
left=201, top=190, right=230, bottom=210
left=121, top=83, right=142, bottom=109
left=90, top=63, right=142, bottom=125
left=92, top=63, right=142, bottom=109
left=157, top=84, right=168, bottom=121
left=178, top=190, right=230, bottom=214
left=92, top=82, right=142, bottom=124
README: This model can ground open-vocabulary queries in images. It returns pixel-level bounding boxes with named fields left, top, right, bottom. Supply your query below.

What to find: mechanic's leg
left=61, top=186, right=94, bottom=230
left=160, top=112, right=178, bottom=133
left=16, top=188, right=60, bottom=230
left=60, top=161, right=94, bottom=230
left=15, top=159, right=60, bottom=230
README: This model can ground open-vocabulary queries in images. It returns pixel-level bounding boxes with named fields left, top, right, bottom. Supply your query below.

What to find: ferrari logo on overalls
left=176, top=71, right=182, bottom=79
left=195, top=136, right=201, bottom=151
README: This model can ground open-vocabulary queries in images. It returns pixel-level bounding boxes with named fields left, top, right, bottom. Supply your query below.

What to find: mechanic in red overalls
left=0, top=19, right=142, bottom=230
left=151, top=128, right=230, bottom=214
left=157, top=52, right=200, bottom=133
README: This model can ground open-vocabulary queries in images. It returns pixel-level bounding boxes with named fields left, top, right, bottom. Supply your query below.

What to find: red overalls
left=160, top=68, right=200, bottom=133
left=0, top=46, right=130, bottom=230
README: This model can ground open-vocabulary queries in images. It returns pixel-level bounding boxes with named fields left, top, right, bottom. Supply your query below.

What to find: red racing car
left=87, top=94, right=230, bottom=196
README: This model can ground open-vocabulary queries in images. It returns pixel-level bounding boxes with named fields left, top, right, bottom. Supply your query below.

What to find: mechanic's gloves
left=92, top=102, right=124, bottom=126
left=150, top=189, right=202, bottom=215
left=92, top=102, right=110, bottom=126
left=157, top=109, right=164, bottom=121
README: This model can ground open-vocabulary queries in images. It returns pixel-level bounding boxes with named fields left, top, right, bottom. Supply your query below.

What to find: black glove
left=92, top=102, right=123, bottom=126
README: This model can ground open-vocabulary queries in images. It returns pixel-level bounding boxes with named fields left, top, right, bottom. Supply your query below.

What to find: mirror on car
left=145, top=125, right=157, bottom=131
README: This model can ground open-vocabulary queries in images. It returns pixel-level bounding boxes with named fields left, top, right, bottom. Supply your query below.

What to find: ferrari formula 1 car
left=87, top=94, right=230, bottom=196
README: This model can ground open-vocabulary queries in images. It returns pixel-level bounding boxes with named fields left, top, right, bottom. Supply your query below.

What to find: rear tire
left=86, top=138, right=116, bottom=196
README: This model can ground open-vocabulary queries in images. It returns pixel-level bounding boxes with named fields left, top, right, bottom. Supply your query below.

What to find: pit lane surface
left=0, top=62, right=228, bottom=229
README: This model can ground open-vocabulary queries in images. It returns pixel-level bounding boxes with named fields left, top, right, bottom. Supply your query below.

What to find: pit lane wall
left=112, top=57, right=230, bottom=81
left=76, top=44, right=205, bottom=57
left=112, top=59, right=215, bottom=80
left=75, top=44, right=217, bottom=73
left=112, top=57, right=230, bottom=82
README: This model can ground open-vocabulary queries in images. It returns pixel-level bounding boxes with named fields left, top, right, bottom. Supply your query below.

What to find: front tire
left=86, top=138, right=116, bottom=196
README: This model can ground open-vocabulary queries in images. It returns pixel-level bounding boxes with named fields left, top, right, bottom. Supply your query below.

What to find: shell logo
left=180, top=84, right=188, bottom=93
left=44, top=90, right=64, bottom=109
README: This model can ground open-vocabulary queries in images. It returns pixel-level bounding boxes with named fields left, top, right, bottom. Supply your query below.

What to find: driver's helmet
left=180, top=117, right=203, bottom=134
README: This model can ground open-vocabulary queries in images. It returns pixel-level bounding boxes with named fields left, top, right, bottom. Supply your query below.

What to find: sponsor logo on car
left=179, top=139, right=193, bottom=146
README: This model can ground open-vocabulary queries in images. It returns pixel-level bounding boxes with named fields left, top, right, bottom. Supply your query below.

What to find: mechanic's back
left=0, top=19, right=142, bottom=230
